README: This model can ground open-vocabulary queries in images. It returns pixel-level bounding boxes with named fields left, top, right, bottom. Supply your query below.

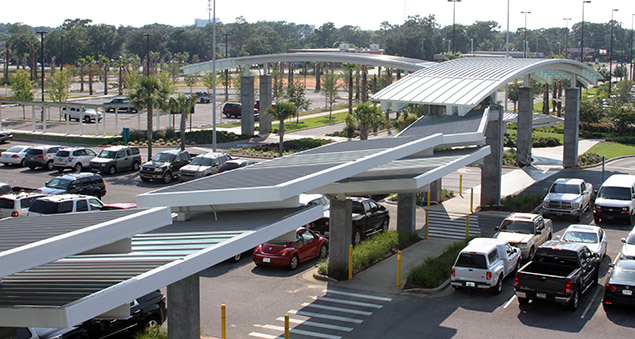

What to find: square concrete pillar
left=397, top=193, right=416, bottom=243
left=516, top=87, right=533, bottom=166
left=167, top=273, right=200, bottom=339
left=481, top=105, right=504, bottom=206
left=563, top=88, right=581, bottom=168
left=259, top=74, right=273, bottom=134
left=429, top=179, right=442, bottom=203
left=328, top=197, right=352, bottom=280
left=241, top=76, right=255, bottom=136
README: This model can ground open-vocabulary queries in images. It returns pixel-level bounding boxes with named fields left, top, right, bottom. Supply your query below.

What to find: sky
left=2, top=0, right=635, bottom=33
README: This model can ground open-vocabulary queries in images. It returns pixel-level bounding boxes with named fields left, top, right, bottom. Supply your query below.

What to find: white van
left=593, top=174, right=635, bottom=225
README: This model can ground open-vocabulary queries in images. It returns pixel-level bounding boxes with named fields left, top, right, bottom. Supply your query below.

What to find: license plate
left=623, top=290, right=633, bottom=296
left=536, top=292, right=546, bottom=299
left=262, top=258, right=270, bottom=263
left=466, top=282, right=475, bottom=287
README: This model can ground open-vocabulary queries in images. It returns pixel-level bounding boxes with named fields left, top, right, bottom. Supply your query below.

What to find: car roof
left=540, top=240, right=587, bottom=252
left=463, top=238, right=508, bottom=253
left=35, top=194, right=94, bottom=202
left=603, top=174, right=635, bottom=187
left=553, top=178, right=584, bottom=185
left=197, top=152, right=226, bottom=159
left=54, top=172, right=102, bottom=180
left=0, top=192, right=46, bottom=200
left=506, top=213, right=538, bottom=221
left=565, top=224, right=600, bottom=233
left=102, top=145, right=136, bottom=151
left=615, top=259, right=635, bottom=270
left=159, top=149, right=181, bottom=155
left=58, top=147, right=92, bottom=151
left=29, top=145, right=61, bottom=150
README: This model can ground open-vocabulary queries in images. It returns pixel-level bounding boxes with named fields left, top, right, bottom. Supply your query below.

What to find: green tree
left=100, top=55, right=110, bottom=95
left=47, top=69, right=71, bottom=103
left=285, top=79, right=311, bottom=124
left=341, top=63, right=356, bottom=115
left=77, top=57, right=86, bottom=92
left=11, top=69, right=34, bottom=119
left=266, top=101, right=297, bottom=156
left=184, top=74, right=198, bottom=93
left=85, top=55, right=95, bottom=95
left=321, top=66, right=339, bottom=120
left=352, top=103, right=383, bottom=140
left=169, top=93, right=197, bottom=150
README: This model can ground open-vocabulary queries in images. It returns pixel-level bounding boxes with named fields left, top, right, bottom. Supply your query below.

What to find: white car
left=53, top=147, right=97, bottom=172
left=27, top=194, right=105, bottom=216
left=0, top=191, right=48, bottom=218
left=558, top=224, right=608, bottom=259
left=620, top=229, right=635, bottom=260
left=61, top=106, right=104, bottom=123
left=0, top=128, right=12, bottom=143
left=0, top=145, right=32, bottom=166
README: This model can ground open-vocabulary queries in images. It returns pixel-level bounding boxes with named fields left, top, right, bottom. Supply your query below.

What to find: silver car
left=53, top=147, right=97, bottom=172
left=1, top=145, right=32, bottom=166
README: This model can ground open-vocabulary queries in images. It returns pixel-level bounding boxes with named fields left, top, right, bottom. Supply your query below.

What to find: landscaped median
left=403, top=238, right=471, bottom=291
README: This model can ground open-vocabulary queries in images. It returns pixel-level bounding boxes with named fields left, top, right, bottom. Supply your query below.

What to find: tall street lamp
left=609, top=9, right=619, bottom=96
left=630, top=14, right=634, bottom=81
left=521, top=11, right=531, bottom=58
left=563, top=18, right=571, bottom=57
left=210, top=0, right=217, bottom=151
left=224, top=33, right=229, bottom=102
left=581, top=0, right=591, bottom=63
left=448, top=0, right=461, bottom=54
left=36, top=31, right=46, bottom=102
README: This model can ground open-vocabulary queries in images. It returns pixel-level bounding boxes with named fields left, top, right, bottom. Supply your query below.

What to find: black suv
left=39, top=172, right=107, bottom=198
left=139, top=149, right=192, bottom=184
left=90, top=146, right=142, bottom=175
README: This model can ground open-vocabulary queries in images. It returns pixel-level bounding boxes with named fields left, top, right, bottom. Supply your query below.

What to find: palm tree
left=266, top=101, right=297, bottom=156
left=342, top=63, right=356, bottom=115
left=352, top=103, right=383, bottom=140
left=78, top=57, right=86, bottom=92
left=85, top=55, right=95, bottom=95
left=128, top=76, right=172, bottom=159
left=100, top=55, right=110, bottom=95
left=169, top=93, right=197, bottom=150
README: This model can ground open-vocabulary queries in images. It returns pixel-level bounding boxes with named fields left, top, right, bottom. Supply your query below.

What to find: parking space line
left=301, top=302, right=373, bottom=316
left=288, top=309, right=364, bottom=324
left=262, top=324, right=342, bottom=339
left=249, top=332, right=280, bottom=339
left=580, top=287, right=602, bottom=319
left=276, top=317, right=353, bottom=332
left=503, top=295, right=517, bottom=309
left=323, top=289, right=392, bottom=302
left=311, top=296, right=383, bottom=308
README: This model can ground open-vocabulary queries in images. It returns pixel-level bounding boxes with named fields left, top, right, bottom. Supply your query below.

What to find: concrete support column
left=240, top=76, right=255, bottom=136
left=259, top=74, right=272, bottom=134
left=167, top=273, right=200, bottom=339
left=563, top=87, right=581, bottom=168
left=481, top=104, right=504, bottom=206
left=430, top=179, right=442, bottom=203
left=397, top=193, right=416, bottom=243
left=328, top=197, right=352, bottom=280
left=516, top=87, right=533, bottom=166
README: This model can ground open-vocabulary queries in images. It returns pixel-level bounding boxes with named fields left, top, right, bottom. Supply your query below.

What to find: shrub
left=480, top=194, right=543, bottom=212
left=405, top=239, right=470, bottom=288
left=502, top=149, right=517, bottom=166
left=135, top=326, right=167, bottom=339
left=578, top=152, right=602, bottom=166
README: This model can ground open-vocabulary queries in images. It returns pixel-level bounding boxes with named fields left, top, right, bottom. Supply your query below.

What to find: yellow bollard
left=348, top=244, right=353, bottom=280
left=470, top=188, right=474, bottom=213
left=285, top=314, right=290, bottom=339
left=459, top=174, right=463, bottom=197
left=425, top=212, right=429, bottom=240
left=427, top=191, right=431, bottom=207
left=221, top=304, right=226, bottom=339
left=397, top=251, right=402, bottom=287
left=465, top=215, right=470, bottom=240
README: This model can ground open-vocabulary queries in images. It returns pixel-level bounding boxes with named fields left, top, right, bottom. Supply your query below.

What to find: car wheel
left=575, top=211, right=582, bottom=222
left=288, top=255, right=299, bottom=270
left=141, top=177, right=150, bottom=182
left=492, top=275, right=503, bottom=295
left=83, top=116, right=91, bottom=124
left=108, top=165, right=116, bottom=175
left=162, top=171, right=173, bottom=184
left=46, top=160, right=54, bottom=171
left=74, top=163, right=82, bottom=172
left=132, top=161, right=140, bottom=171
left=231, top=253, right=242, bottom=262
left=19, top=158, right=25, bottom=167
left=57, top=168, right=64, bottom=172
left=28, top=165, right=36, bottom=170
left=548, top=233, right=553, bottom=241
left=381, top=218, right=389, bottom=232
left=224, top=113, right=231, bottom=118
left=319, top=244, right=328, bottom=259
left=353, top=230, right=362, bottom=246
left=594, top=215, right=600, bottom=224
left=518, top=297, right=529, bottom=305
left=141, top=316, right=161, bottom=329
left=568, top=289, right=579, bottom=311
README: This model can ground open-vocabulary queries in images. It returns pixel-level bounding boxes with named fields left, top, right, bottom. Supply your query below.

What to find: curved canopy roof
left=372, top=58, right=602, bottom=109
left=181, top=52, right=435, bottom=74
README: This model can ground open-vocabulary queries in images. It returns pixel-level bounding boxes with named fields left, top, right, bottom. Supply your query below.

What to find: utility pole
left=581, top=1, right=591, bottom=63
left=37, top=31, right=46, bottom=102
left=225, top=33, right=229, bottom=102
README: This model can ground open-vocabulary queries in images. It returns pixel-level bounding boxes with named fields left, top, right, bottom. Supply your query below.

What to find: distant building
left=195, top=18, right=220, bottom=27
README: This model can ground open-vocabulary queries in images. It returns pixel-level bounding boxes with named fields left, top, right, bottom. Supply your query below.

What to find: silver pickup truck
left=542, top=178, right=593, bottom=221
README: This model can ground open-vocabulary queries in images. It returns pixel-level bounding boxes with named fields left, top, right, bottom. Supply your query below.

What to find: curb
left=312, top=272, right=339, bottom=283
left=402, top=278, right=451, bottom=295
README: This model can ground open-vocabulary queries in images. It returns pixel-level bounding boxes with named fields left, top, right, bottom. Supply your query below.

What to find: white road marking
left=262, top=324, right=342, bottom=339
left=581, top=287, right=603, bottom=319
left=323, top=289, right=393, bottom=302
left=312, top=296, right=383, bottom=308
left=301, top=302, right=373, bottom=316
left=276, top=317, right=353, bottom=332
left=288, top=309, right=364, bottom=324
left=503, top=295, right=517, bottom=309
left=249, top=332, right=280, bottom=339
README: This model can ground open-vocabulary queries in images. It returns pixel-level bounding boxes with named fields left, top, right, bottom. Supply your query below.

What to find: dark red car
left=253, top=228, right=328, bottom=270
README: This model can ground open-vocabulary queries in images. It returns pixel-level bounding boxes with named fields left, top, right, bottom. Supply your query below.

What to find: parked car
left=542, top=178, right=593, bottom=221
left=603, top=259, right=635, bottom=307
left=53, top=147, right=97, bottom=172
left=557, top=224, right=608, bottom=260
left=253, top=228, right=328, bottom=270
left=1, top=145, right=32, bottom=166
left=619, top=228, right=635, bottom=260
left=222, top=102, right=258, bottom=118
left=451, top=238, right=521, bottom=294
left=0, top=191, right=48, bottom=218
left=494, top=213, right=553, bottom=261
left=217, top=159, right=258, bottom=173
left=27, top=194, right=106, bottom=216
left=0, top=128, right=12, bottom=143
left=254, top=100, right=275, bottom=111
left=139, top=149, right=192, bottom=184
left=195, top=91, right=211, bottom=103
left=594, top=174, right=635, bottom=225
left=39, top=172, right=107, bottom=198
left=90, top=146, right=142, bottom=175
left=103, top=96, right=137, bottom=113
left=0, top=182, right=12, bottom=195
left=178, top=152, right=231, bottom=182
left=514, top=241, right=601, bottom=310
left=25, top=145, right=63, bottom=170
left=60, top=106, right=104, bottom=123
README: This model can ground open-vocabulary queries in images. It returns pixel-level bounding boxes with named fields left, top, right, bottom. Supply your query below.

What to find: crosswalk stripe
left=323, top=289, right=392, bottom=302
left=301, top=302, right=373, bottom=316
left=262, top=324, right=342, bottom=339
left=276, top=317, right=353, bottom=332
left=311, top=296, right=383, bottom=309
left=288, top=309, right=364, bottom=324
left=249, top=332, right=280, bottom=339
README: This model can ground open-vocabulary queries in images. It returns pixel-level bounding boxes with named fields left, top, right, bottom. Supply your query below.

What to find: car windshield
left=627, top=234, right=635, bottom=245
left=151, top=153, right=176, bottom=163
left=598, top=186, right=632, bottom=200
left=562, top=231, right=598, bottom=243
left=549, top=183, right=580, bottom=194
left=499, top=220, right=534, bottom=234
left=190, top=157, right=214, bottom=166
left=611, top=267, right=635, bottom=282
left=56, top=151, right=70, bottom=157
left=98, top=150, right=117, bottom=159
left=455, top=253, right=488, bottom=269
left=45, top=178, right=71, bottom=189
left=0, top=198, right=13, bottom=209
left=6, top=146, right=24, bottom=153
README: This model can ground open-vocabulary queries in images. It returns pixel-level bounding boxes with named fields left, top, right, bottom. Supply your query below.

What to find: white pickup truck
left=451, top=238, right=521, bottom=294
left=495, top=213, right=553, bottom=261
left=542, top=178, right=593, bottom=221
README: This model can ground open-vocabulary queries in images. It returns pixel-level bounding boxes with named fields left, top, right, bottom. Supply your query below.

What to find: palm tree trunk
left=88, top=67, right=93, bottom=95
left=118, top=66, right=123, bottom=95
left=348, top=69, right=353, bottom=115
left=147, top=106, right=153, bottom=159
left=104, top=66, right=108, bottom=95
left=80, top=65, right=84, bottom=92
left=180, top=111, right=187, bottom=151
left=315, top=63, right=321, bottom=92
left=278, top=120, right=285, bottom=156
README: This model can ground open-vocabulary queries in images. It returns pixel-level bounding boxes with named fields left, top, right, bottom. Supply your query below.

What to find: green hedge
left=405, top=239, right=471, bottom=289
left=480, top=194, right=543, bottom=213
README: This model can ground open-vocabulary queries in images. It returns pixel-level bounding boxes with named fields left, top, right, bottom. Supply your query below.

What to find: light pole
left=563, top=18, right=571, bottom=57
left=60, top=34, right=64, bottom=71
left=558, top=42, right=561, bottom=55
left=631, top=14, right=634, bottom=81
left=143, top=33, right=151, bottom=77
left=36, top=31, right=46, bottom=102
left=471, top=38, right=474, bottom=54
left=448, top=0, right=461, bottom=53
left=521, top=11, right=531, bottom=58
left=609, top=9, right=619, bottom=96
left=224, top=33, right=229, bottom=102
left=210, top=0, right=217, bottom=151
left=505, top=0, right=510, bottom=57
left=581, top=0, right=591, bottom=63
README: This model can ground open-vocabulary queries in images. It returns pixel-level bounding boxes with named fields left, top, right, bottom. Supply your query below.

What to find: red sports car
left=253, top=228, right=328, bottom=270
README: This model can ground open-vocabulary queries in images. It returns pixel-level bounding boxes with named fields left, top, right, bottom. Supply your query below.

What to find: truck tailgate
left=454, top=267, right=489, bottom=283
